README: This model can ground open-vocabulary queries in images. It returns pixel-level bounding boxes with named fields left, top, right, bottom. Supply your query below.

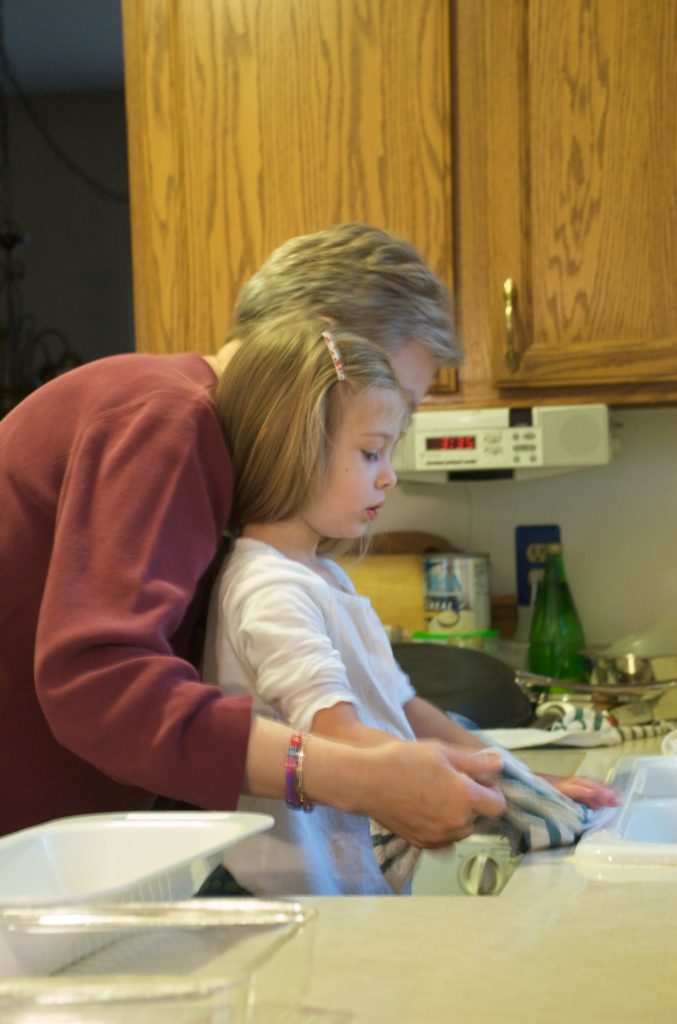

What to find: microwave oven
left=393, top=404, right=611, bottom=481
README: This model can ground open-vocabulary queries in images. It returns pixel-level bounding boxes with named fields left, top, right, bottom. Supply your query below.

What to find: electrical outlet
left=525, top=541, right=550, bottom=564
left=515, top=525, right=561, bottom=606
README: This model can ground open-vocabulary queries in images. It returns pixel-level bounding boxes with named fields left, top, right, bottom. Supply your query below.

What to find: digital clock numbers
left=425, top=435, right=477, bottom=451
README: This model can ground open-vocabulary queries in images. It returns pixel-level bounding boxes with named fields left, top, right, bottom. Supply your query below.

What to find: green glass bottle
left=528, top=543, right=586, bottom=682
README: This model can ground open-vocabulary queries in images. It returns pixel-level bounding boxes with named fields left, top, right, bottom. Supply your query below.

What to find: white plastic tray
left=575, top=755, right=677, bottom=869
left=0, top=811, right=273, bottom=974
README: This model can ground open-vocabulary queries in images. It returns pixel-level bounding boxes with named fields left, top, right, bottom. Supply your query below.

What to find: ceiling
left=3, top=0, right=123, bottom=93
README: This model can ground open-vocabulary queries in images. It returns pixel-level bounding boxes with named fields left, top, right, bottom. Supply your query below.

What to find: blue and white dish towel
left=372, top=746, right=610, bottom=893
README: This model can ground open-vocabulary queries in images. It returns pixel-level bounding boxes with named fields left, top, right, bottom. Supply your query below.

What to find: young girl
left=203, top=317, right=614, bottom=895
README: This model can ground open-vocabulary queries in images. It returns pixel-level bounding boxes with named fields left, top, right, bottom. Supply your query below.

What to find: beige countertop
left=295, top=737, right=677, bottom=1023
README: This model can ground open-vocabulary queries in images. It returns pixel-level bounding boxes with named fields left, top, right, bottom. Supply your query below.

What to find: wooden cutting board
left=337, top=551, right=519, bottom=638
left=337, top=530, right=455, bottom=633
left=337, top=554, right=427, bottom=633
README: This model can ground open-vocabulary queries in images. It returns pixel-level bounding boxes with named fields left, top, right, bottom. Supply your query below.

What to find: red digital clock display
left=426, top=435, right=477, bottom=451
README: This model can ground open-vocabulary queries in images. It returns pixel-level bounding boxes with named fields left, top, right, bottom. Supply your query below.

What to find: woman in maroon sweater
left=0, top=223, right=507, bottom=841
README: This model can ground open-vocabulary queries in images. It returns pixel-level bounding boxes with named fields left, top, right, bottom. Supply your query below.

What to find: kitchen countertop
left=295, top=736, right=677, bottom=1023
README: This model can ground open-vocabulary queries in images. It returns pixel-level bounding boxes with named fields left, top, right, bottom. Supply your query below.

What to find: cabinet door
left=483, top=0, right=677, bottom=393
left=122, top=0, right=453, bottom=363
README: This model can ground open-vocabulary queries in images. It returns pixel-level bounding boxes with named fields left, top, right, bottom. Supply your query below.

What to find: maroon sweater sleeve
left=33, top=383, right=251, bottom=809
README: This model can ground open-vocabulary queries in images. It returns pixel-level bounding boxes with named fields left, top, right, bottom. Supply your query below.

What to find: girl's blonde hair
left=231, top=223, right=461, bottom=368
left=216, top=316, right=407, bottom=530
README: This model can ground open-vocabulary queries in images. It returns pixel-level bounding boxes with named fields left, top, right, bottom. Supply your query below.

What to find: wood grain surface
left=122, top=0, right=452, bottom=356
left=337, top=553, right=428, bottom=633
left=484, top=0, right=677, bottom=389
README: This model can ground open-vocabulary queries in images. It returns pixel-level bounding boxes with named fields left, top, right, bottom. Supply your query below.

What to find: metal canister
left=423, top=554, right=491, bottom=634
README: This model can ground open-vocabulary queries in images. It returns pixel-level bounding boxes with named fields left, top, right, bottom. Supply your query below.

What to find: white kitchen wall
left=377, top=406, right=677, bottom=646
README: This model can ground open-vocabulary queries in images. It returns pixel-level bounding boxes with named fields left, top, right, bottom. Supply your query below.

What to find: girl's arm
left=312, top=696, right=488, bottom=752
left=311, top=697, right=504, bottom=795
left=403, top=695, right=487, bottom=750
left=312, top=701, right=400, bottom=747
left=403, top=695, right=618, bottom=810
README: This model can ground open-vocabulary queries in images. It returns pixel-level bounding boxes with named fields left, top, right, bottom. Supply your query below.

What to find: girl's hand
left=540, top=773, right=619, bottom=809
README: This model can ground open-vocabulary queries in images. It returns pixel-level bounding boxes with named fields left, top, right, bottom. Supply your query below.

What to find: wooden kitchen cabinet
left=121, top=0, right=455, bottom=390
left=122, top=0, right=677, bottom=409
left=451, top=0, right=677, bottom=408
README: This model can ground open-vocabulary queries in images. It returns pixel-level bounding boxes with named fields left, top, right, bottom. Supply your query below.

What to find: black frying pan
left=392, top=643, right=535, bottom=728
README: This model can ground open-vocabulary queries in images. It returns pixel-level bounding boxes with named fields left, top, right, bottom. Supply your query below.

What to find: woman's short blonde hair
left=216, top=316, right=407, bottom=530
left=231, top=223, right=461, bottom=368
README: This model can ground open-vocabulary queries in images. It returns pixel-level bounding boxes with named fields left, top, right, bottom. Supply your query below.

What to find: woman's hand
left=354, top=740, right=507, bottom=848
left=540, top=773, right=619, bottom=809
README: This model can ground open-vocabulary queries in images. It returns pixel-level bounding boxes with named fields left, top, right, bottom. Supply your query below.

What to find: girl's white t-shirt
left=202, top=537, right=416, bottom=895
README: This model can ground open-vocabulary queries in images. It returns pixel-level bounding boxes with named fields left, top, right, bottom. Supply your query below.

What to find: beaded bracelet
left=285, top=731, right=314, bottom=812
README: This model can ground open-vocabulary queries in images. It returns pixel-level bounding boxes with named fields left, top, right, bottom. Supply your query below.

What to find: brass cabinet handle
left=502, top=278, right=519, bottom=373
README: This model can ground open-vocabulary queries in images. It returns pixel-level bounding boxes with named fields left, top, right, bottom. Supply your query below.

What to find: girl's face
left=302, top=386, right=407, bottom=541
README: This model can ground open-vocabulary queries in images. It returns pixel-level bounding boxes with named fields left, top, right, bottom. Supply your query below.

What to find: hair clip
left=321, top=330, right=346, bottom=382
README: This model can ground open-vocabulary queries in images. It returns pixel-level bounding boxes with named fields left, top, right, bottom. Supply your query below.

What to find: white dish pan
left=0, top=811, right=273, bottom=975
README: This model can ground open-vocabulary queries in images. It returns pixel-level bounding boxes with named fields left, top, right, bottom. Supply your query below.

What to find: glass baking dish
left=0, top=899, right=317, bottom=1023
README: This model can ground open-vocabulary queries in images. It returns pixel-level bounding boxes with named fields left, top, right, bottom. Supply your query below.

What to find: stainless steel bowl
left=592, top=653, right=655, bottom=686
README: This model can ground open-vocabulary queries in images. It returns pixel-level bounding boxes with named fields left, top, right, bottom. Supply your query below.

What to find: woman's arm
left=242, top=715, right=507, bottom=848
